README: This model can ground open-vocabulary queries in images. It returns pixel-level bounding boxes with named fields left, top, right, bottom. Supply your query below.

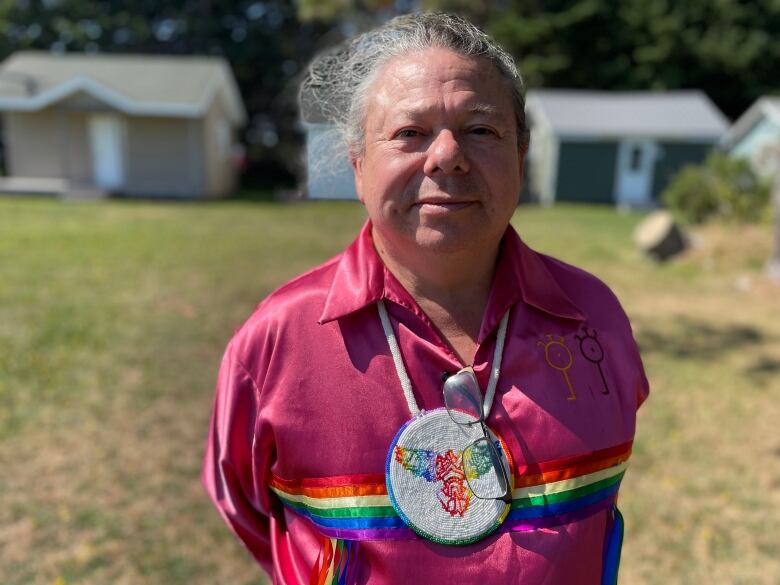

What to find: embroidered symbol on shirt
left=538, top=334, right=577, bottom=400
left=394, top=442, right=499, bottom=517
left=575, top=328, right=610, bottom=395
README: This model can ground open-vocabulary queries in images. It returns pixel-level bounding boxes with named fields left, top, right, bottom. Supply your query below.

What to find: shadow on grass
left=744, top=355, right=780, bottom=381
left=636, top=316, right=763, bottom=359
left=636, top=316, right=780, bottom=384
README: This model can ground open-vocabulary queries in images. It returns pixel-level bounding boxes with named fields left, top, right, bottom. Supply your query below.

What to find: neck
left=372, top=228, right=501, bottom=363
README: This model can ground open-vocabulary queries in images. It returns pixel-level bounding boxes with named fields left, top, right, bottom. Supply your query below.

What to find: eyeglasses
left=443, top=367, right=512, bottom=504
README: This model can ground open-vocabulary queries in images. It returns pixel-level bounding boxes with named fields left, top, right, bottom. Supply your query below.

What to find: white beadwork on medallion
left=386, top=409, right=512, bottom=545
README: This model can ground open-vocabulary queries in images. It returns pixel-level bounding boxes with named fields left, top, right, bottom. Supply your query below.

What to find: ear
left=350, top=153, right=366, bottom=204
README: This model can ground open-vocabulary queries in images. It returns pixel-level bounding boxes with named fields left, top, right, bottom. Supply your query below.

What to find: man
left=203, top=13, right=648, bottom=585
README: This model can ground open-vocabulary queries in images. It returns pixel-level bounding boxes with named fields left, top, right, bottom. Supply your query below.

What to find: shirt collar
left=318, top=221, right=584, bottom=333
left=318, top=221, right=386, bottom=325
left=480, top=226, right=585, bottom=340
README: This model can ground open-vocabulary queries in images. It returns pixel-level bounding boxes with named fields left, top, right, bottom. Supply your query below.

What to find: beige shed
left=0, top=51, right=247, bottom=199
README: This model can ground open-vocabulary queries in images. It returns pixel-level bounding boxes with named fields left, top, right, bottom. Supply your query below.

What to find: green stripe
left=330, top=539, right=345, bottom=585
left=511, top=471, right=625, bottom=510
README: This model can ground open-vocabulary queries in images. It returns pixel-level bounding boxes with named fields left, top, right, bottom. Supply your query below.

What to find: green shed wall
left=556, top=141, right=617, bottom=203
left=651, top=142, right=713, bottom=200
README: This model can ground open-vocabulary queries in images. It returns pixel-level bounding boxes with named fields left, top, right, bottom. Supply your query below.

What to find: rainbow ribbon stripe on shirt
left=269, top=441, right=632, bottom=541
left=310, top=536, right=358, bottom=585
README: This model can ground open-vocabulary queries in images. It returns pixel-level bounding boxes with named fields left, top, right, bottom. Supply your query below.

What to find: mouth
left=413, top=199, right=476, bottom=212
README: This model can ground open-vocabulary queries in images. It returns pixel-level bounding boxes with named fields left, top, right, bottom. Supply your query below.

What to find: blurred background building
left=0, top=0, right=775, bottom=201
left=0, top=52, right=246, bottom=198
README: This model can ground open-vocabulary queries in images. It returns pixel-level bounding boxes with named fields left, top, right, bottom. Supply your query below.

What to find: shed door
left=615, top=140, right=655, bottom=207
left=89, top=114, right=125, bottom=190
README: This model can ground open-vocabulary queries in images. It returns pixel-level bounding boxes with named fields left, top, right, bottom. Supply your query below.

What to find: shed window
left=630, top=145, right=643, bottom=170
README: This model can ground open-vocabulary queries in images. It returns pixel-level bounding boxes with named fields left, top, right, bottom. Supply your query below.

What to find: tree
left=427, top=0, right=780, bottom=120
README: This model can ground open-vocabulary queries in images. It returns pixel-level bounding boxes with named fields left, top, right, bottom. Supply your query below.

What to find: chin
left=411, top=226, right=476, bottom=254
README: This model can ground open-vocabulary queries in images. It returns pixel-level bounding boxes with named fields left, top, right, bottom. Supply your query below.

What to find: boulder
left=633, top=210, right=688, bottom=262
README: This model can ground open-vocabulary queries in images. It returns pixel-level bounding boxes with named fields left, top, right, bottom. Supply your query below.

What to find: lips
left=414, top=198, right=475, bottom=211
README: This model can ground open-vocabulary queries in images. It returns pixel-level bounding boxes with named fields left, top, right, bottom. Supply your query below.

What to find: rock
left=633, top=210, right=688, bottom=262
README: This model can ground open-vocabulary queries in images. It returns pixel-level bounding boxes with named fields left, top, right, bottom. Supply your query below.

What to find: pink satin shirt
left=202, top=222, right=649, bottom=584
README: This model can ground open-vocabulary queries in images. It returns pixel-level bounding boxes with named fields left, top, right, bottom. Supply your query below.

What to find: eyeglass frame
left=442, top=367, right=513, bottom=504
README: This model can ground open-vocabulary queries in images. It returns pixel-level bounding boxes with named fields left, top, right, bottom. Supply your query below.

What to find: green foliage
left=662, top=153, right=770, bottom=224
left=428, top=0, right=780, bottom=120
left=296, top=0, right=395, bottom=22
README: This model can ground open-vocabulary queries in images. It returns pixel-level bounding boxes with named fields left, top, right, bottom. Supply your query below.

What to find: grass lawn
left=0, top=196, right=778, bottom=584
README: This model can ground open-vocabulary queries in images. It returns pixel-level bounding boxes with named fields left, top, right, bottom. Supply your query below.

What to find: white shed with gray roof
left=525, top=90, right=729, bottom=207
left=721, top=96, right=780, bottom=179
left=0, top=51, right=247, bottom=198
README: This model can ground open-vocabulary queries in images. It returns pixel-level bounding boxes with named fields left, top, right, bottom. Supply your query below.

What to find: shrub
left=662, top=153, right=770, bottom=224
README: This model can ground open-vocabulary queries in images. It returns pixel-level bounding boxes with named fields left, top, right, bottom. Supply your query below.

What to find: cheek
left=369, top=156, right=421, bottom=201
left=359, top=168, right=404, bottom=223
left=481, top=153, right=520, bottom=195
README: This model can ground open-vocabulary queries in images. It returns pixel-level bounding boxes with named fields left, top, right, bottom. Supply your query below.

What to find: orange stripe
left=272, top=471, right=386, bottom=489
left=270, top=479, right=388, bottom=498
left=272, top=441, right=633, bottom=498
left=514, top=452, right=631, bottom=487
left=310, top=536, right=333, bottom=585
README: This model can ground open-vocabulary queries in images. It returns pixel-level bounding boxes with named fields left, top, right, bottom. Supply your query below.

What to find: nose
left=423, top=130, right=469, bottom=175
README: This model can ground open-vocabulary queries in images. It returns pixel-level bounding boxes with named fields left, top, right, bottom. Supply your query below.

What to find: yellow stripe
left=269, top=487, right=391, bottom=509
left=512, top=461, right=628, bottom=499
left=323, top=538, right=337, bottom=584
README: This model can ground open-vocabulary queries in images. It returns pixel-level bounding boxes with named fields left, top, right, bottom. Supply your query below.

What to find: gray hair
left=300, top=12, right=530, bottom=157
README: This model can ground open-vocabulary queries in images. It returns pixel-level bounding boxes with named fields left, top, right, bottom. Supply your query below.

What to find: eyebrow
left=465, top=103, right=500, bottom=116
left=395, top=102, right=502, bottom=120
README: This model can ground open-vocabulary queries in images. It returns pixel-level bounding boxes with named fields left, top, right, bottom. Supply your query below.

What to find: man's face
left=352, top=47, right=524, bottom=256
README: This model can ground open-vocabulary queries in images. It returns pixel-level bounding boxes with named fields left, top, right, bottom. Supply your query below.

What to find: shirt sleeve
left=622, top=314, right=650, bottom=410
left=632, top=335, right=650, bottom=410
left=201, top=342, right=275, bottom=574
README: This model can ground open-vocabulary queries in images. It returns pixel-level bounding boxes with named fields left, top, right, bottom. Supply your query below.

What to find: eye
left=469, top=126, right=497, bottom=136
left=395, top=128, right=423, bottom=138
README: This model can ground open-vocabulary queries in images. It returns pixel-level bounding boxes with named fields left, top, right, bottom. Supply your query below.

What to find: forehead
left=365, top=48, right=514, bottom=125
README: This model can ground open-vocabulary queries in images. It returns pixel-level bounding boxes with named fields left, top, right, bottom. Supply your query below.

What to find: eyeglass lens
left=443, top=368, right=483, bottom=425
left=463, top=437, right=509, bottom=500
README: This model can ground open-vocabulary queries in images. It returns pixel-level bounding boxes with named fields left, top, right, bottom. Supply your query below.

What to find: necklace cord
left=483, top=309, right=510, bottom=418
left=377, top=300, right=510, bottom=419
left=377, top=300, right=420, bottom=416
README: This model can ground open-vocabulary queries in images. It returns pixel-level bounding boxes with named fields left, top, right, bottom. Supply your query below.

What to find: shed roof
left=527, top=89, right=729, bottom=140
left=0, top=51, right=246, bottom=124
left=720, top=95, right=780, bottom=148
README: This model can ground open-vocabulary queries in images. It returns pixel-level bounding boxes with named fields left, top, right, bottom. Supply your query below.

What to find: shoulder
left=537, top=251, right=631, bottom=329
left=532, top=249, right=650, bottom=407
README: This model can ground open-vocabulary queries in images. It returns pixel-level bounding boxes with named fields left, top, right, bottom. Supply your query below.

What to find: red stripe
left=270, top=479, right=387, bottom=498
left=311, top=536, right=334, bottom=585
left=514, top=452, right=630, bottom=487
left=513, top=441, right=632, bottom=478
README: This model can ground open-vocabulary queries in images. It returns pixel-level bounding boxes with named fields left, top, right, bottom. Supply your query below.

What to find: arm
left=202, top=342, right=275, bottom=574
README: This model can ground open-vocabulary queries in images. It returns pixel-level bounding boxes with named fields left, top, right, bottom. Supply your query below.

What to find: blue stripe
left=601, top=505, right=624, bottom=585
left=284, top=504, right=409, bottom=530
